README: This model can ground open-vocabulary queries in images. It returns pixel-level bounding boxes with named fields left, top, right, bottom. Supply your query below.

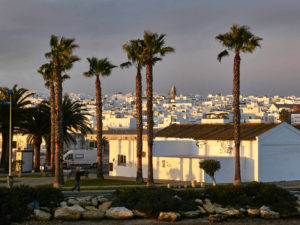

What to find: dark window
left=75, top=154, right=84, bottom=159
left=162, top=160, right=165, bottom=168
left=65, top=154, right=73, bottom=160
left=108, top=163, right=113, bottom=171
left=118, top=155, right=126, bottom=166
left=142, top=151, right=146, bottom=158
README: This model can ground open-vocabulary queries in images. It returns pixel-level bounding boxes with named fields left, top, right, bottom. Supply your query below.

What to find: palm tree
left=38, top=62, right=70, bottom=174
left=18, top=105, right=50, bottom=172
left=120, top=39, right=145, bottom=183
left=216, top=24, right=262, bottom=185
left=142, top=31, right=174, bottom=185
left=83, top=57, right=116, bottom=179
left=0, top=85, right=33, bottom=170
left=45, top=35, right=79, bottom=187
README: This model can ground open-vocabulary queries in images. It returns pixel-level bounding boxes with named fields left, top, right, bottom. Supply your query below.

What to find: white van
left=63, top=150, right=98, bottom=168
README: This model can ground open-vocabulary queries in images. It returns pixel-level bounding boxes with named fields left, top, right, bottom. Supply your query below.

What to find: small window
left=108, top=163, right=113, bottom=171
left=75, top=154, right=84, bottom=159
left=162, top=160, right=165, bottom=168
left=118, top=155, right=126, bottom=166
left=142, top=151, right=146, bottom=158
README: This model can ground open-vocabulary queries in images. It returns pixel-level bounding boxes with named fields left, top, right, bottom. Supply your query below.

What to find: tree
left=0, top=85, right=33, bottom=171
left=142, top=31, right=174, bottom=185
left=121, top=39, right=145, bottom=183
left=216, top=24, right=262, bottom=185
left=83, top=57, right=116, bottom=179
left=200, top=159, right=220, bottom=186
left=279, top=109, right=291, bottom=124
left=18, top=105, right=50, bottom=172
left=45, top=35, right=79, bottom=187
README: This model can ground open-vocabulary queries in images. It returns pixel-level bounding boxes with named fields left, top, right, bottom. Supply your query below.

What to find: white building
left=107, top=123, right=300, bottom=183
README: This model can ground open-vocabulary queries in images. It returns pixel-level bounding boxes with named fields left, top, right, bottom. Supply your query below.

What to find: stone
left=260, top=206, right=280, bottom=219
left=82, top=210, right=105, bottom=220
left=158, top=212, right=181, bottom=222
left=54, top=207, right=81, bottom=220
left=67, top=198, right=79, bottom=205
left=215, top=206, right=228, bottom=214
left=85, top=206, right=98, bottom=211
left=222, top=209, right=242, bottom=217
left=297, top=200, right=300, bottom=207
left=198, top=206, right=207, bottom=214
left=194, top=199, right=203, bottom=205
left=81, top=196, right=92, bottom=201
left=133, top=210, right=149, bottom=218
left=34, top=209, right=51, bottom=221
left=173, top=195, right=182, bottom=200
left=180, top=210, right=200, bottom=218
left=247, top=208, right=260, bottom=217
left=40, top=207, right=51, bottom=213
left=68, top=204, right=86, bottom=213
left=296, top=206, right=300, bottom=213
left=91, top=198, right=98, bottom=206
left=60, top=201, right=68, bottom=207
left=75, top=198, right=91, bottom=207
left=98, top=201, right=112, bottom=212
left=105, top=207, right=134, bottom=219
left=97, top=196, right=109, bottom=203
left=202, top=199, right=214, bottom=214
left=208, top=214, right=228, bottom=223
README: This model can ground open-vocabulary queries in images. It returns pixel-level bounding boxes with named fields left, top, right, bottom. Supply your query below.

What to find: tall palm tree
left=216, top=24, right=262, bottom=185
left=83, top=57, right=116, bottom=179
left=121, top=39, right=145, bottom=183
left=45, top=35, right=79, bottom=187
left=142, top=31, right=174, bottom=185
left=0, top=85, right=33, bottom=170
left=38, top=62, right=70, bottom=174
left=18, top=105, right=50, bottom=172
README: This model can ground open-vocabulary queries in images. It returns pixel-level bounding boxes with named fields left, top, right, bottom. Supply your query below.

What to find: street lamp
left=7, top=89, right=13, bottom=188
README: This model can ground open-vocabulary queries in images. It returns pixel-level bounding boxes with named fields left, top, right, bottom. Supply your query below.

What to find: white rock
left=60, top=201, right=68, bottom=207
left=202, top=199, right=214, bottom=214
left=198, top=206, right=207, bottom=214
left=54, top=207, right=81, bottom=220
left=247, top=208, right=260, bottom=217
left=91, top=198, right=98, bottom=206
left=158, top=212, right=181, bottom=222
left=98, top=196, right=109, bottom=203
left=215, top=206, right=228, bottom=214
left=105, top=207, right=134, bottom=219
left=75, top=198, right=91, bottom=207
left=85, top=206, right=98, bottom=211
left=98, top=201, right=112, bottom=212
left=180, top=210, right=200, bottom=218
left=67, top=198, right=79, bottom=205
left=260, top=205, right=280, bottom=219
left=68, top=204, right=86, bottom=212
left=34, top=209, right=51, bottom=221
left=82, top=210, right=105, bottom=219
left=194, top=199, right=203, bottom=204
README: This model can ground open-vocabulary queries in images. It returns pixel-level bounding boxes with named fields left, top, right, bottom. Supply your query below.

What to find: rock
left=68, top=204, right=86, bottom=213
left=97, top=196, right=109, bottom=203
left=91, top=198, right=98, bottom=206
left=67, top=198, right=79, bottom=205
left=54, top=207, right=81, bottom=220
left=260, top=206, right=280, bottom=219
left=198, top=206, right=207, bottom=214
left=98, top=201, right=112, bottom=212
left=85, top=206, right=98, bottom=211
left=247, top=208, right=260, bottom=217
left=60, top=201, right=68, bottom=207
left=82, top=210, right=105, bottom=219
left=215, top=206, right=228, bottom=214
left=105, top=207, right=134, bottom=219
left=34, top=209, right=51, bottom=221
left=202, top=199, right=214, bottom=214
left=222, top=209, right=242, bottom=217
left=208, top=214, right=228, bottom=223
left=296, top=206, right=300, bottom=213
left=180, top=210, right=200, bottom=218
left=173, top=195, right=182, bottom=200
left=81, top=196, right=92, bottom=201
left=76, top=198, right=91, bottom=207
left=158, top=212, right=181, bottom=222
left=194, top=199, right=203, bottom=205
left=133, top=209, right=149, bottom=218
left=40, top=207, right=51, bottom=213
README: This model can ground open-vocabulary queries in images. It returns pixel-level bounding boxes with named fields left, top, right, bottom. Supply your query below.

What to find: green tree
left=83, top=57, right=116, bottom=179
left=121, top=39, right=145, bottom=183
left=142, top=31, right=174, bottom=185
left=200, top=159, right=221, bottom=186
left=0, top=85, right=33, bottom=171
left=279, top=109, right=291, bottom=124
left=18, top=105, right=50, bottom=172
left=45, top=35, right=79, bottom=187
left=216, top=24, right=262, bottom=185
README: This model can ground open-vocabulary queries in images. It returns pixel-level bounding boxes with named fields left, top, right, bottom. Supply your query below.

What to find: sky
left=1, top=0, right=300, bottom=96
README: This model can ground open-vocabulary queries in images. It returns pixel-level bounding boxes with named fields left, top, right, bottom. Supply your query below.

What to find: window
left=65, top=154, right=73, bottom=160
left=118, top=155, right=126, bottom=166
left=75, top=154, right=84, bottom=159
left=142, top=151, right=146, bottom=158
left=162, top=160, right=165, bottom=168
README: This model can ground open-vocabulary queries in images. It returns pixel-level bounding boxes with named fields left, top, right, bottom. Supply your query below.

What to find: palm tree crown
left=84, top=57, right=117, bottom=78
left=120, top=39, right=145, bottom=70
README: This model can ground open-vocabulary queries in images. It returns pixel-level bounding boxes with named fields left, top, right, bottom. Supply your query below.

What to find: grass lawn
left=0, top=174, right=54, bottom=178
left=63, top=178, right=145, bottom=187
left=0, top=180, right=20, bottom=183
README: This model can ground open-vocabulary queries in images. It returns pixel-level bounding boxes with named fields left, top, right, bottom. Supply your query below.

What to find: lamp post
left=7, top=89, right=13, bottom=188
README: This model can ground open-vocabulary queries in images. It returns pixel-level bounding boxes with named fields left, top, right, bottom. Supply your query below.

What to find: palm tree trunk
left=233, top=52, right=241, bottom=186
left=54, top=58, right=64, bottom=187
left=146, top=60, right=154, bottom=186
left=45, top=136, right=50, bottom=165
left=136, top=69, right=144, bottom=183
left=0, top=130, right=9, bottom=170
left=50, top=82, right=55, bottom=175
left=33, top=136, right=42, bottom=172
left=96, top=75, right=104, bottom=179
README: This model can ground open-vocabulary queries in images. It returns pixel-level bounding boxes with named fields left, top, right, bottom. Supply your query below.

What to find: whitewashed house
left=106, top=122, right=300, bottom=184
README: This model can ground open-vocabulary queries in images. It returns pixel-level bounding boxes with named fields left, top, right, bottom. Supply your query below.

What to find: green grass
left=0, top=174, right=54, bottom=178
left=63, top=179, right=145, bottom=187
left=0, top=180, right=20, bottom=183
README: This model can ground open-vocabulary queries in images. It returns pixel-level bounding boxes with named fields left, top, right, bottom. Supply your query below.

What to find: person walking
left=72, top=167, right=81, bottom=192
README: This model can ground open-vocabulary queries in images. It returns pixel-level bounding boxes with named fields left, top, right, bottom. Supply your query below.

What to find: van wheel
left=92, top=163, right=97, bottom=168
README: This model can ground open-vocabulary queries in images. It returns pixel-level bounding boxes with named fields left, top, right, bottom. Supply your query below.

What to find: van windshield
left=65, top=154, right=73, bottom=160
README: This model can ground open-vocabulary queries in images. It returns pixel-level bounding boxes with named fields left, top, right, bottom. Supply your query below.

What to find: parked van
left=63, top=150, right=98, bottom=168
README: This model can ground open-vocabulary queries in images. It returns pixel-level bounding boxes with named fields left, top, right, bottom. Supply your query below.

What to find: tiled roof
left=155, top=123, right=279, bottom=140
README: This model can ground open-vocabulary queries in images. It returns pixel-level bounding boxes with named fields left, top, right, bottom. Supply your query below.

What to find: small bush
left=177, top=189, right=204, bottom=200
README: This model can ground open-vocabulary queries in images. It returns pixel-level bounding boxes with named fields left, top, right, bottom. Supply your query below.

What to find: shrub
left=177, top=189, right=204, bottom=200
left=200, top=159, right=220, bottom=186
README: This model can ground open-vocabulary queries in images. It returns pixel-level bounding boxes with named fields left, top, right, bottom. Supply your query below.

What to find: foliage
left=200, top=159, right=220, bottom=178
left=177, top=189, right=204, bottom=200
left=113, top=187, right=197, bottom=217
left=279, top=109, right=291, bottom=124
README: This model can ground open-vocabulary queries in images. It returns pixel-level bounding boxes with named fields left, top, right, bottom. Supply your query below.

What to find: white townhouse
left=107, top=122, right=300, bottom=184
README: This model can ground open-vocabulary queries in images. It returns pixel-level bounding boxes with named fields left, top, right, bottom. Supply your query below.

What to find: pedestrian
left=72, top=167, right=81, bottom=192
